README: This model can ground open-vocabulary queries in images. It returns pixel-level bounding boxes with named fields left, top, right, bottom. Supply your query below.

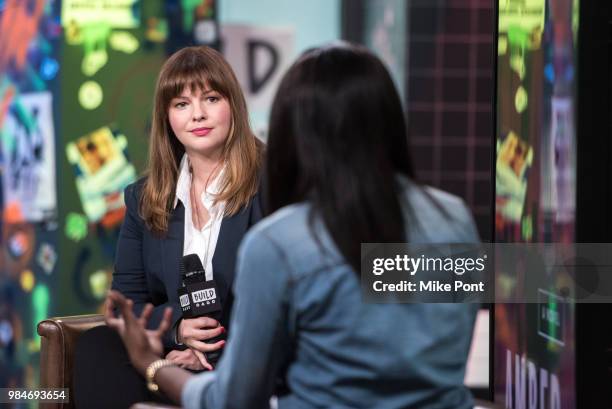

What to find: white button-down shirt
left=174, top=154, right=225, bottom=281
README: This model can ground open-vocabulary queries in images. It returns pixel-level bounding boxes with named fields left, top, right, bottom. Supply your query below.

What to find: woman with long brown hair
left=103, top=43, right=479, bottom=409
left=73, top=46, right=264, bottom=409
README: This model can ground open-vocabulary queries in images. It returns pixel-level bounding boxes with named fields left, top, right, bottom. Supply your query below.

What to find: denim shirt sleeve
left=182, top=228, right=293, bottom=409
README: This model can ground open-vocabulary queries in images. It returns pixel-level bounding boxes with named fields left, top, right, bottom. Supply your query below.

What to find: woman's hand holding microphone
left=166, top=316, right=225, bottom=371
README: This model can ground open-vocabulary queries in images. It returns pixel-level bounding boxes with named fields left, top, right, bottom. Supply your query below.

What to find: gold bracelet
left=145, top=359, right=175, bottom=392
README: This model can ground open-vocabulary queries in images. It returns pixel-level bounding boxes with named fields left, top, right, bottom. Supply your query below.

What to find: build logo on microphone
left=191, top=288, right=217, bottom=305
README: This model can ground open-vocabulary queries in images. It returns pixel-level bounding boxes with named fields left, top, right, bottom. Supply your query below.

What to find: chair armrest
left=37, top=314, right=106, bottom=409
left=131, top=403, right=182, bottom=409
left=474, top=398, right=506, bottom=409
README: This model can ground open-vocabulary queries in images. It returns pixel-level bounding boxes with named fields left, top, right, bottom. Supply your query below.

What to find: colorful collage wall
left=495, top=0, right=578, bottom=407
left=0, top=0, right=218, bottom=393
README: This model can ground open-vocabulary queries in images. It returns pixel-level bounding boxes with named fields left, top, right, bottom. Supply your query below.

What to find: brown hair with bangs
left=140, top=46, right=263, bottom=234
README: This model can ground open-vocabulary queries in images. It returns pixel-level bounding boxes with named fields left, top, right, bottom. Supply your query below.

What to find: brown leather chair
left=37, top=314, right=105, bottom=409
left=37, top=314, right=180, bottom=409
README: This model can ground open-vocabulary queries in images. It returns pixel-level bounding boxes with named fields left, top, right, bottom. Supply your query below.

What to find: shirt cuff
left=182, top=370, right=217, bottom=409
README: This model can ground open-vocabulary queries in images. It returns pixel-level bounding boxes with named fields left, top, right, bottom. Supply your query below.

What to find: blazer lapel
left=161, top=203, right=185, bottom=300
left=212, top=203, right=253, bottom=303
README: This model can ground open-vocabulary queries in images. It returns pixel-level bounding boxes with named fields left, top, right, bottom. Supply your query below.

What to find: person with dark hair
left=104, top=42, right=479, bottom=409
left=73, top=46, right=264, bottom=409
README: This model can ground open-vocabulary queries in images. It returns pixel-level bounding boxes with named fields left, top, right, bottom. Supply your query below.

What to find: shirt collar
left=173, top=154, right=225, bottom=210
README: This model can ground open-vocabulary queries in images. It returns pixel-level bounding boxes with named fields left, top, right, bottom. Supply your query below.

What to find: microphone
left=178, top=254, right=225, bottom=364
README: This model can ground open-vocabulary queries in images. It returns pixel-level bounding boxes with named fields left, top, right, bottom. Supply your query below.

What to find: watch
left=145, top=359, right=176, bottom=392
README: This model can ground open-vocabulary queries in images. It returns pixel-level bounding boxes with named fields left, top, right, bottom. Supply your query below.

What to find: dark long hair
left=266, top=43, right=415, bottom=272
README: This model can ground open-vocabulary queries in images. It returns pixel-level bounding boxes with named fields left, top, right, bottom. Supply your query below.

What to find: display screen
left=495, top=0, right=579, bottom=408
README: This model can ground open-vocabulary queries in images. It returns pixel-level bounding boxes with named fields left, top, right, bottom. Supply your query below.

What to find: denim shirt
left=182, top=180, right=480, bottom=409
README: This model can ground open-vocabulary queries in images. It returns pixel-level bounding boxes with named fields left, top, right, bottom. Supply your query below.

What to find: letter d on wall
left=248, top=40, right=278, bottom=94
left=222, top=24, right=294, bottom=112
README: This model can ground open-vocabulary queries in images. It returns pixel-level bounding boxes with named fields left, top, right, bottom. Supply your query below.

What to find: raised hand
left=104, top=290, right=173, bottom=374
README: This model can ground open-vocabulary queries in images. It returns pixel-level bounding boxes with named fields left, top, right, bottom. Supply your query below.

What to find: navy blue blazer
left=112, top=179, right=264, bottom=350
